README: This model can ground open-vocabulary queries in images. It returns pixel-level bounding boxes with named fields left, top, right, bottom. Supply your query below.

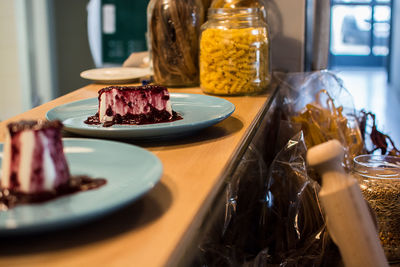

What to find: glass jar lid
left=207, top=7, right=262, bottom=21
left=353, top=155, right=400, bottom=180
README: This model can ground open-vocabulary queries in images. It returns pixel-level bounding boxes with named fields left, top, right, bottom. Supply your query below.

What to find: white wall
left=267, top=0, right=306, bottom=72
left=0, top=0, right=24, bottom=121
left=52, top=0, right=94, bottom=97
left=0, top=0, right=93, bottom=122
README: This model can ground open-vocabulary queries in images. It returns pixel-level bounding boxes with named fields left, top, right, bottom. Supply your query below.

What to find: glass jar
left=202, top=0, right=213, bottom=20
left=202, top=0, right=213, bottom=10
left=147, top=0, right=204, bottom=87
left=353, top=154, right=400, bottom=262
left=199, top=8, right=270, bottom=95
left=210, top=0, right=267, bottom=23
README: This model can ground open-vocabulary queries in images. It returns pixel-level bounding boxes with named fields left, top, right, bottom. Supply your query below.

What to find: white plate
left=0, top=138, right=162, bottom=235
left=80, top=67, right=153, bottom=84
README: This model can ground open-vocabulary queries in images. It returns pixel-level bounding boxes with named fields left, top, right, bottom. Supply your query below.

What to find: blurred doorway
left=329, top=0, right=392, bottom=69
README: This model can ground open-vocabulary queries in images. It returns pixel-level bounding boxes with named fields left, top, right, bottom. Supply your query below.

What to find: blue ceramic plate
left=0, top=138, right=162, bottom=235
left=46, top=93, right=235, bottom=139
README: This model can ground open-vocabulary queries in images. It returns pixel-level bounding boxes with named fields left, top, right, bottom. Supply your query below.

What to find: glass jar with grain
left=199, top=8, right=270, bottom=95
left=353, top=154, right=400, bottom=262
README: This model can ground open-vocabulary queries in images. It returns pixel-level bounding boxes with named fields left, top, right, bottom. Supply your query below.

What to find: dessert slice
left=1, top=120, right=70, bottom=194
left=0, top=120, right=107, bottom=209
left=85, top=85, right=181, bottom=127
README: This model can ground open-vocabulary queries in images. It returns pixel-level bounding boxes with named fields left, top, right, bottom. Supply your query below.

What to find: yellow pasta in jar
left=200, top=27, right=270, bottom=95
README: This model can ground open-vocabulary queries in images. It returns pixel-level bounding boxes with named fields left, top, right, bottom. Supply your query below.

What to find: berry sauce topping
left=7, top=120, right=63, bottom=137
left=85, top=110, right=182, bottom=127
left=97, top=85, right=167, bottom=97
left=0, top=175, right=107, bottom=211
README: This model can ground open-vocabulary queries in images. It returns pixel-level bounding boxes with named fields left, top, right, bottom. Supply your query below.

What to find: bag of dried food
left=147, top=0, right=204, bottom=87
left=196, top=71, right=397, bottom=266
left=198, top=132, right=337, bottom=266
left=196, top=72, right=355, bottom=266
left=277, top=70, right=365, bottom=171
left=278, top=70, right=399, bottom=164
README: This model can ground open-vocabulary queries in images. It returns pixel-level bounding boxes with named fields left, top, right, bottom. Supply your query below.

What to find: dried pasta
left=291, top=90, right=364, bottom=170
left=200, top=27, right=270, bottom=95
left=149, top=0, right=204, bottom=87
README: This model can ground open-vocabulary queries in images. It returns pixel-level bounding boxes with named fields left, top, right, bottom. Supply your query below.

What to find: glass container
left=147, top=0, right=204, bottom=87
left=199, top=8, right=270, bottom=95
left=210, top=0, right=267, bottom=22
left=353, top=154, right=400, bottom=262
left=202, top=0, right=213, bottom=20
left=202, top=0, right=213, bottom=10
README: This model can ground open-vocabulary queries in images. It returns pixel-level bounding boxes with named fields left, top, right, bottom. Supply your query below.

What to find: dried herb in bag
left=357, top=110, right=400, bottom=156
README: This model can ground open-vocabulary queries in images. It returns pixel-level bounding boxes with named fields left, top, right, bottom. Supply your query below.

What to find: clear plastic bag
left=278, top=70, right=364, bottom=170
left=250, top=132, right=331, bottom=266
left=198, top=131, right=338, bottom=266
left=197, top=71, right=358, bottom=266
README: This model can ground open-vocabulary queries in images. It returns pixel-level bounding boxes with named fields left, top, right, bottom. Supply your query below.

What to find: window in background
left=329, top=0, right=392, bottom=69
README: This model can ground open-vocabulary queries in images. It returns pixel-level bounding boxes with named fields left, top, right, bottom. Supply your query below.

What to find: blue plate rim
left=0, top=138, right=163, bottom=235
left=45, top=93, right=235, bottom=138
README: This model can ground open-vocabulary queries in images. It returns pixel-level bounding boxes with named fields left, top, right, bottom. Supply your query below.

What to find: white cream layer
left=99, top=93, right=113, bottom=123
left=98, top=89, right=173, bottom=123
left=1, top=131, right=58, bottom=193
left=18, top=131, right=35, bottom=192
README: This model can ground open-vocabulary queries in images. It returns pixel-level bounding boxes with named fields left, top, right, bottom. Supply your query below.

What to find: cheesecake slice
left=85, top=85, right=180, bottom=127
left=1, top=120, right=70, bottom=194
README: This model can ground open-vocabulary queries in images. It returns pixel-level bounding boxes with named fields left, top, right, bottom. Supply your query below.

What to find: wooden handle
left=307, top=140, right=388, bottom=267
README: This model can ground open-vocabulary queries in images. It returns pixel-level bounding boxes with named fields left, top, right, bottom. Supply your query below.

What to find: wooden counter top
left=0, top=84, right=275, bottom=267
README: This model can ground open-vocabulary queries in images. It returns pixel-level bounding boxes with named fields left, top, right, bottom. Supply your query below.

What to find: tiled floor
left=332, top=67, right=400, bottom=147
